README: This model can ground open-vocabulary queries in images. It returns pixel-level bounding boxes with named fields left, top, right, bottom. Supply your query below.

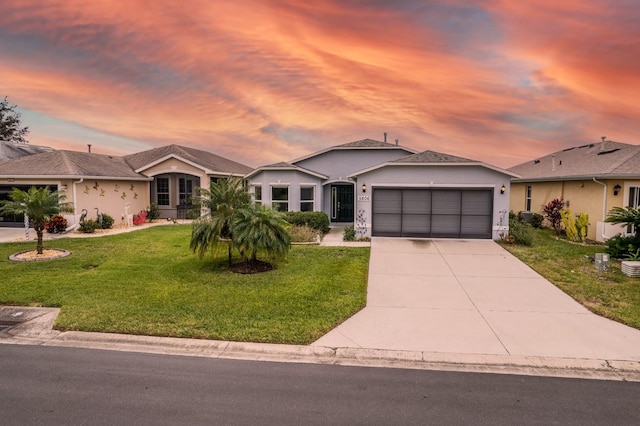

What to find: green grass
left=502, top=228, right=640, bottom=330
left=0, top=225, right=369, bottom=344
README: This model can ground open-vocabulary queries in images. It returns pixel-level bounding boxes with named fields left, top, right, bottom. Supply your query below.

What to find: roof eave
left=290, top=145, right=416, bottom=164
left=348, top=162, right=519, bottom=178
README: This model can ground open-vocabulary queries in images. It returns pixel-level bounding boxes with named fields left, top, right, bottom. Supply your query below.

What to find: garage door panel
left=461, top=191, right=492, bottom=215
left=402, top=214, right=431, bottom=235
left=431, top=214, right=460, bottom=237
left=402, top=190, right=431, bottom=214
left=374, top=213, right=402, bottom=234
left=460, top=215, right=492, bottom=238
left=373, top=189, right=401, bottom=214
left=432, top=191, right=461, bottom=214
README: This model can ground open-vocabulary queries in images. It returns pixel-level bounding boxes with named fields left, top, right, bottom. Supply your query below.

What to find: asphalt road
left=1, top=345, right=639, bottom=425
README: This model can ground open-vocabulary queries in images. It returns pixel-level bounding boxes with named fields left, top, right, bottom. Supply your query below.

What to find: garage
left=372, top=188, right=493, bottom=239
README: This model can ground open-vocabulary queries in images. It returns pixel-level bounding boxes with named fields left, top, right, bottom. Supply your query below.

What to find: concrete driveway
left=313, top=238, right=640, bottom=361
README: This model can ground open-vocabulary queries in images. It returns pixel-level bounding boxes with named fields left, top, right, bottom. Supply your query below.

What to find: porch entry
left=331, top=184, right=354, bottom=222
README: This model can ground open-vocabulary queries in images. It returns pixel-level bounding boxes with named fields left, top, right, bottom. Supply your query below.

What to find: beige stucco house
left=0, top=144, right=251, bottom=228
left=508, top=138, right=640, bottom=241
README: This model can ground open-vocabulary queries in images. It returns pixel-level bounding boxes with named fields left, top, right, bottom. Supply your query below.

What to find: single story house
left=508, top=138, right=640, bottom=241
left=0, top=144, right=251, bottom=227
left=247, top=139, right=516, bottom=240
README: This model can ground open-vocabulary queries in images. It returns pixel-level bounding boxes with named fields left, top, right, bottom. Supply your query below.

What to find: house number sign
left=357, top=195, right=370, bottom=202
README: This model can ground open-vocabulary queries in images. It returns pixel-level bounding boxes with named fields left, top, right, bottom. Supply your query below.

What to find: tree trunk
left=227, top=243, right=232, bottom=267
left=36, top=229, right=44, bottom=255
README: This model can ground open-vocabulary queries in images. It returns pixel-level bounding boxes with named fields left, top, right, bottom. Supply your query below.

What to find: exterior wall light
left=361, top=183, right=367, bottom=193
left=613, top=184, right=621, bottom=196
left=500, top=184, right=506, bottom=194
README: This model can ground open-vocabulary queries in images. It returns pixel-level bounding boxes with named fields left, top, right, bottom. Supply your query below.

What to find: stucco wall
left=142, top=158, right=206, bottom=177
left=354, top=165, right=511, bottom=239
left=248, top=170, right=323, bottom=212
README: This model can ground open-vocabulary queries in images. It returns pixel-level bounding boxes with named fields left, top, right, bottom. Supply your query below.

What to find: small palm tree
left=190, top=177, right=251, bottom=266
left=232, top=204, right=291, bottom=264
left=606, top=206, right=640, bottom=235
left=0, top=186, right=73, bottom=254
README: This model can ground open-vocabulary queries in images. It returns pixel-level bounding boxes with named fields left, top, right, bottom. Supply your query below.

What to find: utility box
left=594, top=253, right=610, bottom=273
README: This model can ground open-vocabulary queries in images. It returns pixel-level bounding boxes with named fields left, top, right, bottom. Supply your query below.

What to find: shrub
left=530, top=213, right=544, bottom=228
left=343, top=225, right=356, bottom=241
left=289, top=225, right=319, bottom=243
left=45, top=214, right=67, bottom=233
left=508, top=218, right=534, bottom=246
left=146, top=203, right=160, bottom=221
left=606, top=234, right=640, bottom=259
left=100, top=213, right=114, bottom=229
left=283, top=211, right=330, bottom=234
left=79, top=219, right=100, bottom=233
left=542, top=198, right=564, bottom=234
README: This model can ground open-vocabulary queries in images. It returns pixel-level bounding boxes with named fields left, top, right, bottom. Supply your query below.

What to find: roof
left=0, top=150, right=149, bottom=180
left=290, top=138, right=416, bottom=163
left=124, top=144, right=252, bottom=175
left=509, top=140, right=640, bottom=181
left=0, top=142, right=53, bottom=162
left=349, top=150, right=519, bottom=178
left=245, top=162, right=328, bottom=180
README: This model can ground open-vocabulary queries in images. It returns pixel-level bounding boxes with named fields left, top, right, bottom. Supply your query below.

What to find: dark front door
left=331, top=185, right=354, bottom=222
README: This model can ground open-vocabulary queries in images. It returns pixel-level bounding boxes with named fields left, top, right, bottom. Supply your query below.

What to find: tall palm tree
left=232, top=204, right=291, bottom=264
left=0, top=186, right=73, bottom=254
left=190, top=177, right=251, bottom=266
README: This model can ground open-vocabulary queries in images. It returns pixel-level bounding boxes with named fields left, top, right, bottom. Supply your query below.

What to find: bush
left=133, top=211, right=147, bottom=225
left=542, top=198, right=564, bottom=234
left=509, top=218, right=534, bottom=246
left=606, top=234, right=640, bottom=259
left=283, top=211, right=330, bottom=234
left=343, top=225, right=356, bottom=241
left=100, top=213, right=114, bottom=229
left=289, top=225, right=319, bottom=243
left=45, top=215, right=68, bottom=233
left=530, top=213, right=544, bottom=228
left=146, top=203, right=160, bottom=221
left=79, top=219, right=100, bottom=233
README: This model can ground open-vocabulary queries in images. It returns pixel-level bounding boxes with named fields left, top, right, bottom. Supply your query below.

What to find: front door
left=331, top=185, right=354, bottom=222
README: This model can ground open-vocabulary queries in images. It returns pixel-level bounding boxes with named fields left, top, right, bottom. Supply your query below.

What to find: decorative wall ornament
left=99, top=189, right=106, bottom=197
left=84, top=185, right=90, bottom=195
left=114, top=184, right=119, bottom=192
left=133, top=192, right=138, bottom=199
left=93, top=181, right=100, bottom=190
left=130, top=184, right=135, bottom=191
left=121, top=192, right=127, bottom=200
left=355, top=209, right=367, bottom=238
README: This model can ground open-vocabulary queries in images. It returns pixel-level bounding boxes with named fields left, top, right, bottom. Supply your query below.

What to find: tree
left=232, top=204, right=291, bottom=264
left=0, top=186, right=73, bottom=254
left=190, top=177, right=251, bottom=266
left=542, top=198, right=564, bottom=235
left=0, top=96, right=29, bottom=144
left=606, top=206, right=640, bottom=235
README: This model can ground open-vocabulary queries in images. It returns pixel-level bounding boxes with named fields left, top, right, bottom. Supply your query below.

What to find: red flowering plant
left=542, top=198, right=565, bottom=235
left=132, top=211, right=147, bottom=225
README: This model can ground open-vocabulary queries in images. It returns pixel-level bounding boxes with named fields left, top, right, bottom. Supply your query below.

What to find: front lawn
left=0, top=225, right=369, bottom=344
left=502, top=228, right=640, bottom=330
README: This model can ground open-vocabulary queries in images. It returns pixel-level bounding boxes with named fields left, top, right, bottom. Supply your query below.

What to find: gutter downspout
left=592, top=177, right=608, bottom=241
left=68, top=178, right=84, bottom=231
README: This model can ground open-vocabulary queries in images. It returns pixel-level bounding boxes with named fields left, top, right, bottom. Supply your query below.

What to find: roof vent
left=597, top=148, right=620, bottom=156
left=601, top=136, right=606, bottom=151
left=534, top=159, right=540, bottom=164
left=384, top=132, right=387, bottom=143
left=395, top=138, right=399, bottom=146
left=87, top=144, right=92, bottom=153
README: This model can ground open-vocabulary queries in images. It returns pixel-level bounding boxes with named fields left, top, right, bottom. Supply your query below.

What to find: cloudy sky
left=1, top=0, right=638, bottom=168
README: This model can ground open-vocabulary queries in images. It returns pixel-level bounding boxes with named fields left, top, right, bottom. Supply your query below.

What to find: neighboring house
left=508, top=138, right=640, bottom=241
left=124, top=144, right=252, bottom=219
left=0, top=141, right=53, bottom=162
left=0, top=144, right=252, bottom=227
left=247, top=139, right=516, bottom=239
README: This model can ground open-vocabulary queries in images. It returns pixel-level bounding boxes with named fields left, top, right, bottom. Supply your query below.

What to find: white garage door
left=372, top=188, right=493, bottom=239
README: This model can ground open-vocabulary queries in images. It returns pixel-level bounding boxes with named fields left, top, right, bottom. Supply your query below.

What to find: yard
left=502, top=228, right=640, bottom=330
left=0, top=225, right=369, bottom=344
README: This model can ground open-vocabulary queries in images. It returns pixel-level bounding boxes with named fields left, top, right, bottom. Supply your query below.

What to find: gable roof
left=0, top=150, right=149, bottom=180
left=348, top=150, right=519, bottom=177
left=124, top=144, right=252, bottom=176
left=245, top=162, right=328, bottom=180
left=0, top=142, right=53, bottom=162
left=290, top=138, right=416, bottom=164
left=509, top=140, right=640, bottom=181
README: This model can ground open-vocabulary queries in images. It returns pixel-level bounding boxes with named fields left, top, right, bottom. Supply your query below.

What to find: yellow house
left=508, top=138, right=640, bottom=241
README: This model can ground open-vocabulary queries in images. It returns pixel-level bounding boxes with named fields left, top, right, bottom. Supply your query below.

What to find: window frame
left=156, top=177, right=170, bottom=206
left=300, top=186, right=315, bottom=212
left=525, top=185, right=532, bottom=211
left=271, top=186, right=289, bottom=212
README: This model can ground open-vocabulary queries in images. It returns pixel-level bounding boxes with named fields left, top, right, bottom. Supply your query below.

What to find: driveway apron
left=313, top=238, right=640, bottom=361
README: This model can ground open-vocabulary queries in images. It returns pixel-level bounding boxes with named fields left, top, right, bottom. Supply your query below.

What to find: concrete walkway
left=313, top=238, right=640, bottom=361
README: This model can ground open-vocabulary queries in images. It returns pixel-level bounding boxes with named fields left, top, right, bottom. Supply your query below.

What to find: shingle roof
left=335, top=138, right=402, bottom=148
left=124, top=144, right=252, bottom=175
left=508, top=140, right=640, bottom=181
left=391, top=150, right=478, bottom=164
left=0, top=142, right=53, bottom=162
left=0, top=150, right=147, bottom=179
left=245, top=162, right=328, bottom=179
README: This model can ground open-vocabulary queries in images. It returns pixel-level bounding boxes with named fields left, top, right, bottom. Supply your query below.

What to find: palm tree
left=606, top=206, right=640, bottom=234
left=0, top=186, right=73, bottom=254
left=190, top=177, right=251, bottom=266
left=232, top=204, right=291, bottom=264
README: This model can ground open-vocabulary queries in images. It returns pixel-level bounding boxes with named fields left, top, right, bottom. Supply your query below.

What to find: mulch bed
left=230, top=259, right=274, bottom=274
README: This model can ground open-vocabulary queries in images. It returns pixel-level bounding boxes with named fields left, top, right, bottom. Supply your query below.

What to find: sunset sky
left=1, top=0, right=638, bottom=169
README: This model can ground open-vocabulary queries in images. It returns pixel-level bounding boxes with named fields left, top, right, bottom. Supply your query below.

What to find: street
left=1, top=345, right=639, bottom=425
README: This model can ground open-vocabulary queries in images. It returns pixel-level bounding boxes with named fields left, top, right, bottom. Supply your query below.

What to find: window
left=300, top=187, right=314, bottom=212
left=210, top=177, right=219, bottom=185
left=272, top=187, right=288, bottom=211
left=179, top=177, right=194, bottom=205
left=156, top=177, right=170, bottom=206
left=628, top=186, right=640, bottom=234
left=253, top=185, right=262, bottom=205
left=525, top=185, right=532, bottom=211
